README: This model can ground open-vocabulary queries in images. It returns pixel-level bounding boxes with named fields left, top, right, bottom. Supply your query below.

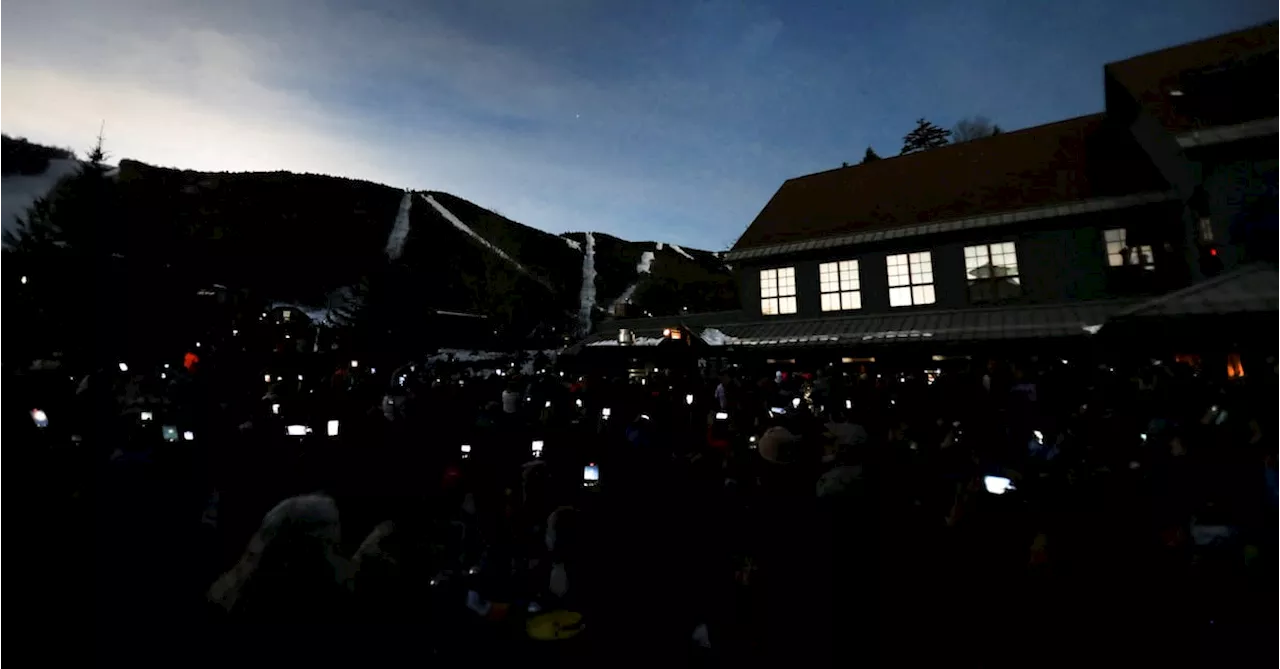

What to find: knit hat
left=758, top=426, right=800, bottom=464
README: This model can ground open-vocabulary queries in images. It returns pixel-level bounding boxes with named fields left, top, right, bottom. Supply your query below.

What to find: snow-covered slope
left=2, top=158, right=82, bottom=239
left=384, top=192, right=413, bottom=259
left=578, top=232, right=597, bottom=335
left=2, top=138, right=737, bottom=338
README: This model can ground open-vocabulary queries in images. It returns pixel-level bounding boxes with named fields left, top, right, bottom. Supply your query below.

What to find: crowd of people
left=10, top=339, right=1278, bottom=666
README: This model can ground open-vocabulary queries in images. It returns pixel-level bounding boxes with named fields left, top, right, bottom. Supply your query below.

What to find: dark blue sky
left=3, top=0, right=1275, bottom=248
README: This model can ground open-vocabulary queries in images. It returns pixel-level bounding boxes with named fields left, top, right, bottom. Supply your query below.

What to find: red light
left=1209, top=248, right=1218, bottom=256
left=589, top=462, right=595, bottom=466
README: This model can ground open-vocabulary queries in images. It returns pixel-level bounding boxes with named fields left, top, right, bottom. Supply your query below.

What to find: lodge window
left=964, top=242, right=1021, bottom=302
left=819, top=260, right=861, bottom=311
left=1104, top=228, right=1155, bottom=270
left=886, top=251, right=936, bottom=307
left=760, top=267, right=797, bottom=315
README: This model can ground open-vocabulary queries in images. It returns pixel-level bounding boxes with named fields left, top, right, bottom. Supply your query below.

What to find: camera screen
left=983, top=476, right=1014, bottom=495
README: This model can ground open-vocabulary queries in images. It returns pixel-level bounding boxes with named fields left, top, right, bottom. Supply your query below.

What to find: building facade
left=578, top=23, right=1276, bottom=362
left=719, top=23, right=1275, bottom=344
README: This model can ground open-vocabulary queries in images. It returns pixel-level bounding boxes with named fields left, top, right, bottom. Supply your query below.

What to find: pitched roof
left=1105, top=22, right=1278, bottom=134
left=733, top=114, right=1167, bottom=251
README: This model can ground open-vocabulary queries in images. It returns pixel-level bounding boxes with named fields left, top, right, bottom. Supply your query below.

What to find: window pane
left=778, top=296, right=797, bottom=314
left=1104, top=229, right=1125, bottom=242
left=841, top=291, right=861, bottom=310
left=773, top=264, right=793, bottom=295
left=886, top=254, right=907, bottom=268
left=964, top=245, right=982, bottom=259
left=889, top=286, right=912, bottom=307
left=819, top=263, right=838, bottom=293
left=912, top=285, right=936, bottom=305
left=761, top=298, right=777, bottom=315
left=841, top=261, right=859, bottom=291
left=821, top=293, right=839, bottom=312
left=776, top=265, right=796, bottom=296
left=761, top=281, right=776, bottom=298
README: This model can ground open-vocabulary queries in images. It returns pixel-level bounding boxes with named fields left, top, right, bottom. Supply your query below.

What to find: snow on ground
left=669, top=244, right=694, bottom=261
left=421, top=194, right=540, bottom=281
left=430, top=348, right=557, bottom=362
left=2, top=158, right=83, bottom=242
left=578, top=232, right=597, bottom=335
left=562, top=236, right=582, bottom=251
left=268, top=301, right=334, bottom=325
left=385, top=192, right=413, bottom=259
left=428, top=349, right=560, bottom=374
left=587, top=337, right=665, bottom=347
left=700, top=328, right=737, bottom=346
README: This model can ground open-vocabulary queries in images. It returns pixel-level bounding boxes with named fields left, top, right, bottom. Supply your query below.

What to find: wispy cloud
left=4, top=0, right=1274, bottom=248
left=1, top=0, right=789, bottom=247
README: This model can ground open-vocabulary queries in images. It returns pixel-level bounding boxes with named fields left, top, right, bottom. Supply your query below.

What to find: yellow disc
left=526, top=610, right=585, bottom=641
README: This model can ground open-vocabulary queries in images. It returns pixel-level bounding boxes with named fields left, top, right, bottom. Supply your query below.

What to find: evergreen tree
left=4, top=129, right=132, bottom=365
left=860, top=146, right=882, bottom=163
left=901, top=118, right=951, bottom=155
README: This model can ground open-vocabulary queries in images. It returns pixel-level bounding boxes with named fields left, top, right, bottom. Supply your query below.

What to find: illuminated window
left=886, top=252, right=936, bottom=307
left=819, top=260, right=862, bottom=311
left=964, top=242, right=1021, bottom=302
left=1104, top=229, right=1154, bottom=270
left=760, top=267, right=797, bottom=315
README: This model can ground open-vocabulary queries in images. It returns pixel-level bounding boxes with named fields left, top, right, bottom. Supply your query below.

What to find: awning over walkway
left=1104, top=262, right=1277, bottom=320
left=580, top=301, right=1133, bottom=350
